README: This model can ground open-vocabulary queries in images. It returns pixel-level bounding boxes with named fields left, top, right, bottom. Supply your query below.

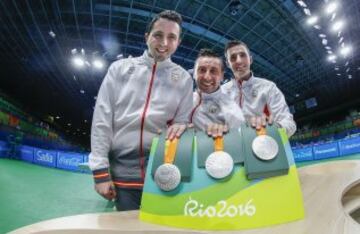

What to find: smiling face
left=226, top=44, right=253, bottom=81
left=145, top=18, right=181, bottom=62
left=194, top=56, right=224, bottom=94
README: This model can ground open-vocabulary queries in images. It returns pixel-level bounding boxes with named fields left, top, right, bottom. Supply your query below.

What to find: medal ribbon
left=256, top=127, right=267, bottom=136
left=214, top=136, right=224, bottom=152
left=164, top=138, right=178, bottom=164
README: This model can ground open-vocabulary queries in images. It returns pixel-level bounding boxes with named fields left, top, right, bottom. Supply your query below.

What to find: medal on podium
left=205, top=136, right=234, bottom=179
left=154, top=138, right=181, bottom=191
left=252, top=127, right=279, bottom=161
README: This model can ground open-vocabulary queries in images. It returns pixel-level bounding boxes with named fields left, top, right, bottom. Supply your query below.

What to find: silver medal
left=252, top=135, right=279, bottom=161
left=154, top=163, right=181, bottom=191
left=205, top=151, right=234, bottom=179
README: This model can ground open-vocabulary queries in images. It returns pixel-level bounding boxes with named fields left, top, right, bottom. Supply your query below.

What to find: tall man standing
left=223, top=40, right=296, bottom=137
left=89, top=10, right=193, bottom=211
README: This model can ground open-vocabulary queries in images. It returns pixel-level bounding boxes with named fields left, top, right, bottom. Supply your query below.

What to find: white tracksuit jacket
left=89, top=51, right=193, bottom=189
left=222, top=74, right=296, bottom=137
left=190, top=88, right=245, bottom=131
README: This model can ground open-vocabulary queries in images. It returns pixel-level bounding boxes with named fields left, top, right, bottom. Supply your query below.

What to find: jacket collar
left=232, top=72, right=254, bottom=89
left=140, top=50, right=172, bottom=69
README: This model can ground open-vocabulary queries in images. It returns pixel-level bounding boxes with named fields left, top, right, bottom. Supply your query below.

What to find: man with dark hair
left=190, top=48, right=244, bottom=136
left=146, top=10, right=182, bottom=35
left=224, top=40, right=296, bottom=137
left=89, top=10, right=193, bottom=211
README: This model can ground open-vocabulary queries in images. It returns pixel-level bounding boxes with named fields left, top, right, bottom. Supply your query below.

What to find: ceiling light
left=327, top=55, right=337, bottom=61
left=81, top=48, right=85, bottom=55
left=345, top=68, right=350, bottom=73
left=71, top=48, right=77, bottom=55
left=345, top=61, right=349, bottom=66
left=339, top=46, right=351, bottom=57
left=295, top=93, right=299, bottom=97
left=331, top=20, right=344, bottom=31
left=319, top=34, right=327, bottom=38
left=322, top=39, right=328, bottom=45
left=307, top=16, right=318, bottom=25
left=330, top=13, right=336, bottom=22
left=325, top=2, right=338, bottom=14
left=313, top=25, right=321, bottom=29
left=49, top=31, right=56, bottom=38
left=326, top=50, right=332, bottom=54
left=334, top=67, right=339, bottom=70
left=348, top=75, right=352, bottom=79
left=325, top=46, right=331, bottom=50
left=337, top=73, right=341, bottom=76
left=72, top=56, right=85, bottom=68
left=303, top=8, right=311, bottom=15
left=338, top=37, right=343, bottom=43
left=80, top=89, right=85, bottom=94
left=56, top=116, right=60, bottom=119
left=297, top=1, right=307, bottom=7
left=93, top=59, right=104, bottom=69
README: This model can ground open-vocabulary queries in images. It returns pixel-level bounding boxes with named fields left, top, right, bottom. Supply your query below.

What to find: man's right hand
left=248, top=114, right=273, bottom=130
left=94, top=181, right=116, bottom=200
left=207, top=123, right=229, bottom=138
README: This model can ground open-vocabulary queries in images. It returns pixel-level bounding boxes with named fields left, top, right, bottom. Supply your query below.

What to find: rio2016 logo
left=184, top=197, right=256, bottom=218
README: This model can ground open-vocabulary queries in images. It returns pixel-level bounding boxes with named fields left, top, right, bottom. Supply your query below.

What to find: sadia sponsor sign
left=34, top=149, right=57, bottom=167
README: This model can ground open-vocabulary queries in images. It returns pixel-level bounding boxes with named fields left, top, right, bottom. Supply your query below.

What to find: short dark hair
left=224, top=40, right=250, bottom=58
left=196, top=48, right=224, bottom=71
left=146, top=10, right=183, bottom=34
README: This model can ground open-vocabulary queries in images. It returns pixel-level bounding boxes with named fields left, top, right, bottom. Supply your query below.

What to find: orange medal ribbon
left=214, top=136, right=224, bottom=152
left=164, top=138, right=178, bottom=164
left=256, top=127, right=267, bottom=136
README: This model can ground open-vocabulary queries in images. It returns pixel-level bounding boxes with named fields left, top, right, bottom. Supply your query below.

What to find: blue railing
left=292, top=135, right=360, bottom=162
left=0, top=141, right=89, bottom=173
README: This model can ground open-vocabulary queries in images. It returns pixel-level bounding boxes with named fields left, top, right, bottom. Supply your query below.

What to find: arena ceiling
left=0, top=0, right=359, bottom=146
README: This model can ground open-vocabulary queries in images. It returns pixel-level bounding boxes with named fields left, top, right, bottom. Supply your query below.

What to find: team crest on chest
left=252, top=89, right=258, bottom=97
left=208, top=103, right=220, bottom=114
left=127, top=66, right=135, bottom=75
left=171, top=72, right=180, bottom=82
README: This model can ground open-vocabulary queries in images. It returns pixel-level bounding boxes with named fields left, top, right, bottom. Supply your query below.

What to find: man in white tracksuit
left=224, top=40, right=296, bottom=137
left=89, top=10, right=193, bottom=211
left=190, top=48, right=244, bottom=136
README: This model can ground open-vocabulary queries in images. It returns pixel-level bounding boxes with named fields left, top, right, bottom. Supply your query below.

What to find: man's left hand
left=166, top=123, right=187, bottom=140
